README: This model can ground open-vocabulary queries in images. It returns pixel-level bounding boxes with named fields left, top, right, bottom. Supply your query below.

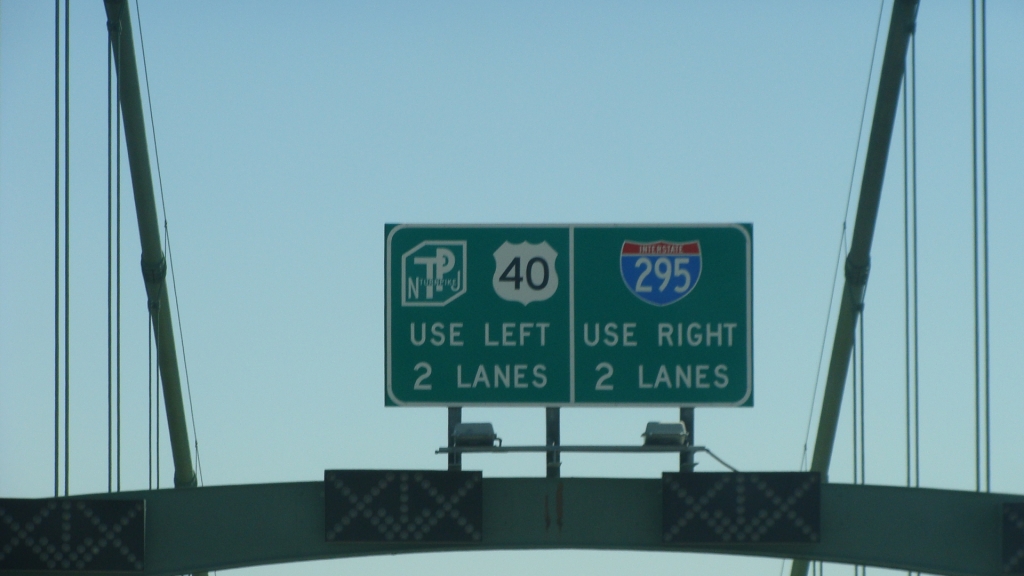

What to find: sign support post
left=680, top=408, right=695, bottom=472
left=447, top=407, right=462, bottom=472
left=546, top=408, right=560, bottom=479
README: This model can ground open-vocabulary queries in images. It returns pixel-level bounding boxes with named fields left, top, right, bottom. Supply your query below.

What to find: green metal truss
left=4, top=478, right=1018, bottom=576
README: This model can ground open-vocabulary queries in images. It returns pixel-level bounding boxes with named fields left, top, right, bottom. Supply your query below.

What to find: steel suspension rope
left=107, top=0, right=137, bottom=494
left=107, top=6, right=125, bottom=494
left=799, top=234, right=845, bottom=473
left=0, top=3, right=2, bottom=452
left=911, top=32, right=919, bottom=492
left=148, top=316, right=152, bottom=489
left=971, top=0, right=991, bottom=495
left=841, top=0, right=887, bottom=229
left=797, top=0, right=885, bottom=478
left=151, top=306, right=162, bottom=489
left=913, top=53, right=919, bottom=489
left=52, top=0, right=71, bottom=499
left=166, top=232, right=203, bottom=484
left=107, top=22, right=113, bottom=495
left=860, top=311, right=866, bottom=486
left=52, top=0, right=60, bottom=499
left=852, top=331, right=858, bottom=484
left=901, top=29, right=925, bottom=573
left=902, top=37, right=921, bottom=576
left=804, top=5, right=885, bottom=572
left=849, top=269, right=868, bottom=576
left=972, top=0, right=981, bottom=495
left=903, top=58, right=909, bottom=497
left=62, top=0, right=69, bottom=498
left=981, top=0, right=990, bottom=496
left=0, top=3, right=2, bottom=436
left=903, top=29, right=920, bottom=500
left=905, top=30, right=921, bottom=498
left=115, top=13, right=123, bottom=493
left=851, top=309, right=866, bottom=576
left=134, top=0, right=205, bottom=486
left=847, top=238, right=865, bottom=497
left=155, top=291, right=161, bottom=489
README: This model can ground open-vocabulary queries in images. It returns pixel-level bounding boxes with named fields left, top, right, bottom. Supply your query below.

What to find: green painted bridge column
left=103, top=0, right=195, bottom=490
left=795, top=3, right=920, bottom=575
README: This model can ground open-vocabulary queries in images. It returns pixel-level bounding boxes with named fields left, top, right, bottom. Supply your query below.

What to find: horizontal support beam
left=437, top=445, right=701, bottom=453
left=1, top=479, right=1016, bottom=576
left=437, top=446, right=739, bottom=471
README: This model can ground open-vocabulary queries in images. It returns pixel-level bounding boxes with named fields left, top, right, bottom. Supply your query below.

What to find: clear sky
left=1, top=1, right=1022, bottom=575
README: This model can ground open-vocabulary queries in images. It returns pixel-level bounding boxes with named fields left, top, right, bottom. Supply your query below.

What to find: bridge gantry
left=2, top=478, right=1023, bottom=576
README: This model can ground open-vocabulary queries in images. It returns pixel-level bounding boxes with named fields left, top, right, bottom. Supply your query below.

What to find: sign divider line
left=569, top=226, right=576, bottom=404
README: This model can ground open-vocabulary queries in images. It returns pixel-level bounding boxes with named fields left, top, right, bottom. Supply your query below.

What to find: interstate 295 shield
left=620, top=240, right=702, bottom=306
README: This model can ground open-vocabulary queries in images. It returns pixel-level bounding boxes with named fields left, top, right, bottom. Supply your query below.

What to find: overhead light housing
left=642, top=421, right=689, bottom=447
left=452, top=423, right=501, bottom=447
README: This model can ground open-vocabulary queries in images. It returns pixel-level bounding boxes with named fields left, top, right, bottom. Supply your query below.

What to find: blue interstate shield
left=620, top=240, right=702, bottom=306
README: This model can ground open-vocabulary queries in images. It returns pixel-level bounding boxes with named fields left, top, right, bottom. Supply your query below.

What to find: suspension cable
left=903, top=32, right=920, bottom=495
left=905, top=52, right=913, bottom=494
left=62, top=0, right=69, bottom=498
left=107, top=26, right=113, bottom=495
left=971, top=0, right=992, bottom=494
left=148, top=315, right=152, bottom=490
left=911, top=32, right=919, bottom=491
left=841, top=0, right=887, bottom=229
left=852, top=314, right=862, bottom=576
left=852, top=329, right=858, bottom=483
left=135, top=0, right=205, bottom=486
left=850, top=307, right=866, bottom=487
left=855, top=309, right=866, bottom=576
left=799, top=233, right=845, bottom=472
left=798, top=0, right=884, bottom=474
left=905, top=36, right=921, bottom=576
left=155, top=293, right=161, bottom=489
left=166, top=231, right=203, bottom=484
left=0, top=6, right=2, bottom=421
left=971, top=0, right=980, bottom=495
left=52, top=0, right=60, bottom=499
left=115, top=14, right=123, bottom=493
left=981, top=0, right=990, bottom=496
left=51, top=0, right=72, bottom=498
left=859, top=310, right=865, bottom=485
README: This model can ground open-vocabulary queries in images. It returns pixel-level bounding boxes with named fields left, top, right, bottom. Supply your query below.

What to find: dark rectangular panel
left=662, top=472, right=820, bottom=544
left=325, top=470, right=482, bottom=543
left=0, top=498, right=145, bottom=572
left=1003, top=503, right=1024, bottom=574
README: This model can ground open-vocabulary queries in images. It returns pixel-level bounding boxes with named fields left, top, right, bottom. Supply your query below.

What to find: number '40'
left=499, top=257, right=550, bottom=291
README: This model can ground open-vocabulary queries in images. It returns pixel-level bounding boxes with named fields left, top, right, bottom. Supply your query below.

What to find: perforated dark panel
left=324, top=470, right=482, bottom=543
left=1003, top=503, right=1024, bottom=574
left=662, top=472, right=820, bottom=544
left=0, top=498, right=145, bottom=572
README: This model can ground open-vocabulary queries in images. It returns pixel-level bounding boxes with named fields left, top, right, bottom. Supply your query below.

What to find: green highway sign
left=385, top=224, right=752, bottom=407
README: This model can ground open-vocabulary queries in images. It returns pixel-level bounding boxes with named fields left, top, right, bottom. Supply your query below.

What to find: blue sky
left=1, top=1, right=1023, bottom=575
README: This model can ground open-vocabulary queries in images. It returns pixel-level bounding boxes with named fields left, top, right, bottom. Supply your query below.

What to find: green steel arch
left=6, top=478, right=1017, bottom=576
